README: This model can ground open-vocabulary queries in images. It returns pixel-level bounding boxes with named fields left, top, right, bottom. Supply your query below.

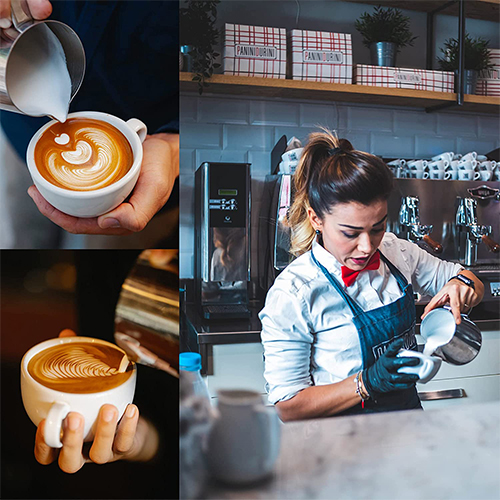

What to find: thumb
left=97, top=203, right=150, bottom=233
left=385, top=337, right=405, bottom=357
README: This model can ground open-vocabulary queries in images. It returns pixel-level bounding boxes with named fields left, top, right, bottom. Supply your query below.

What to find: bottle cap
left=179, top=352, right=202, bottom=371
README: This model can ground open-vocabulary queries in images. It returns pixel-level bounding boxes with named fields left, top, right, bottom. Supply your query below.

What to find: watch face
left=455, top=275, right=474, bottom=289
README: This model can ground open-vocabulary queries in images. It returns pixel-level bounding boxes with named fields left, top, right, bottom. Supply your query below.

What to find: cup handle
left=423, top=171, right=430, bottom=179
left=254, top=406, right=280, bottom=474
left=126, top=118, right=148, bottom=143
left=44, top=401, right=71, bottom=449
left=473, top=171, right=481, bottom=181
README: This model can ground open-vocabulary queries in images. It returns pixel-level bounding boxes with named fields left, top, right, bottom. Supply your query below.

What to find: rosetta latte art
left=28, top=341, right=133, bottom=394
left=34, top=118, right=134, bottom=192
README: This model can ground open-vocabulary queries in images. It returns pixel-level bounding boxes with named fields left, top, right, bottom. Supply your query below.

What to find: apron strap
left=379, top=252, right=409, bottom=292
left=311, top=250, right=363, bottom=316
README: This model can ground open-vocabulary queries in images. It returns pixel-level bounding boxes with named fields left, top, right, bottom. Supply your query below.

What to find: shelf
left=180, top=73, right=500, bottom=114
left=345, top=0, right=500, bottom=22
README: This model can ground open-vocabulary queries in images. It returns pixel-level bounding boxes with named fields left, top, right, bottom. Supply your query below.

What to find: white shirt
left=259, top=233, right=463, bottom=405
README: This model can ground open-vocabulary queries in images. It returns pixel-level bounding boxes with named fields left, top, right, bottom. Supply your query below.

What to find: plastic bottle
left=179, top=352, right=211, bottom=401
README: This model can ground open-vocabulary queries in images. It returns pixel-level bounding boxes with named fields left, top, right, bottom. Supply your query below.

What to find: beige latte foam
left=34, top=118, right=133, bottom=191
left=28, top=342, right=133, bottom=393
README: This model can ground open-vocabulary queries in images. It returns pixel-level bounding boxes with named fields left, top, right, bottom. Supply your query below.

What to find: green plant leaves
left=437, top=33, right=493, bottom=72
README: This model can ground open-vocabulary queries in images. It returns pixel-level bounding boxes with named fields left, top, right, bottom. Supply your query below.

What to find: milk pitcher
left=0, top=0, right=85, bottom=118
left=207, top=389, right=281, bottom=485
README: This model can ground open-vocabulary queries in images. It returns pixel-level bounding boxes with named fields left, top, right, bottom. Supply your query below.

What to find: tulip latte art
left=34, top=118, right=133, bottom=191
left=28, top=342, right=133, bottom=393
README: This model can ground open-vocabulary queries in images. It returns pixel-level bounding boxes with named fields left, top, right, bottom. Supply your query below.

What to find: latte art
left=34, top=118, right=133, bottom=192
left=28, top=342, right=133, bottom=394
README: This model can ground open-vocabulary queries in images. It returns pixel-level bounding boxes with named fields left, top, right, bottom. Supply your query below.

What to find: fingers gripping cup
left=21, top=337, right=136, bottom=448
left=26, top=111, right=147, bottom=218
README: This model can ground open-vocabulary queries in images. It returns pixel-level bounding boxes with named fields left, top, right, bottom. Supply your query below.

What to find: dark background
left=1, top=250, right=179, bottom=499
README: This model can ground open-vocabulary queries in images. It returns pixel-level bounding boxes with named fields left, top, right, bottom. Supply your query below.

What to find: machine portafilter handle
left=399, top=196, right=443, bottom=253
left=482, top=235, right=500, bottom=253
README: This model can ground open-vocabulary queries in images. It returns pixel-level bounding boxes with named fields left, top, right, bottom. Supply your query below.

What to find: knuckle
left=89, top=448, right=109, bottom=465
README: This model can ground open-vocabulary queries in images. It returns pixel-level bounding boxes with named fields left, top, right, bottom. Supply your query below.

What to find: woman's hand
left=1, top=0, right=52, bottom=34
left=421, top=271, right=484, bottom=325
left=33, top=329, right=159, bottom=473
left=28, top=133, right=179, bottom=235
left=362, top=338, right=420, bottom=397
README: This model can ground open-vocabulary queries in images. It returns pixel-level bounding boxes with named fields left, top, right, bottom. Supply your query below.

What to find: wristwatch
left=448, top=274, right=475, bottom=290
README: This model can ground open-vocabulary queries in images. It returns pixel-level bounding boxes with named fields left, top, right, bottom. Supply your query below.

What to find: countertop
left=204, top=402, right=500, bottom=500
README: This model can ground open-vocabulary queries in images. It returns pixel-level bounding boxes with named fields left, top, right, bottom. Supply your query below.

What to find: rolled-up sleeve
left=259, top=283, right=314, bottom=405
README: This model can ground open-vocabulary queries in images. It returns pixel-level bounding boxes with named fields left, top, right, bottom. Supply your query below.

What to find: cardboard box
left=290, top=30, right=352, bottom=83
left=224, top=23, right=286, bottom=79
left=477, top=49, right=500, bottom=96
left=354, top=65, right=454, bottom=92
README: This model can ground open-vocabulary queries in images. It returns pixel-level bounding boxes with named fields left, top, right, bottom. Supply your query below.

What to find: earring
left=315, top=229, right=321, bottom=235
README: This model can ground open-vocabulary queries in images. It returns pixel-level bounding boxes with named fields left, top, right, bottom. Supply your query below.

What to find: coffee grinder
left=195, top=162, right=251, bottom=319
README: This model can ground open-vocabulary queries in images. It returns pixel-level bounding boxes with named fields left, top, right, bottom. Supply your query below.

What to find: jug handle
left=254, top=405, right=281, bottom=474
left=10, top=0, right=34, bottom=32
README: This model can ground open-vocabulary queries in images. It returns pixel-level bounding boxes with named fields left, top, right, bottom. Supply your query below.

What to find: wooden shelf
left=345, top=0, right=500, bottom=22
left=180, top=73, right=500, bottom=114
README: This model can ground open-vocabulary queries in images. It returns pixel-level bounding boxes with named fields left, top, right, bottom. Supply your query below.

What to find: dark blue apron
left=311, top=250, right=422, bottom=415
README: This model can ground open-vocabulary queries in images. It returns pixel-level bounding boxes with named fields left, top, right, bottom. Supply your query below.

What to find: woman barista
left=260, top=130, right=484, bottom=421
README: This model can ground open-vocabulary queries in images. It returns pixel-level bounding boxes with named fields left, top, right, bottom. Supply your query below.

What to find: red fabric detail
left=341, top=251, right=381, bottom=287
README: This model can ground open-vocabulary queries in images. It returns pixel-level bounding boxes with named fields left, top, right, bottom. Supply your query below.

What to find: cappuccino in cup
left=27, top=340, right=133, bottom=393
left=21, top=337, right=136, bottom=448
left=34, top=118, right=133, bottom=192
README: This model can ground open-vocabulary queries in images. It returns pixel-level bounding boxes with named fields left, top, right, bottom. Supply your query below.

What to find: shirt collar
left=311, top=239, right=343, bottom=278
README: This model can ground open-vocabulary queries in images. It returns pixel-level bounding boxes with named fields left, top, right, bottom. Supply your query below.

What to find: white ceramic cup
left=397, top=349, right=442, bottom=384
left=458, top=159, right=478, bottom=171
left=407, top=160, right=428, bottom=170
left=445, top=170, right=459, bottom=180
left=409, top=170, right=429, bottom=179
left=428, top=160, right=449, bottom=171
left=387, top=159, right=406, bottom=167
left=26, top=111, right=147, bottom=218
left=493, top=168, right=500, bottom=181
left=432, top=152, right=453, bottom=164
left=207, top=389, right=281, bottom=484
left=461, top=152, right=477, bottom=162
left=478, top=170, right=493, bottom=181
left=429, top=169, right=445, bottom=180
left=448, top=160, right=460, bottom=170
left=479, top=161, right=496, bottom=171
left=458, top=169, right=480, bottom=181
left=21, top=336, right=136, bottom=449
left=281, top=147, right=303, bottom=164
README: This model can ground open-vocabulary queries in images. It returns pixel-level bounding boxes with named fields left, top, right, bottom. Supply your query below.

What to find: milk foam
left=8, top=24, right=71, bottom=122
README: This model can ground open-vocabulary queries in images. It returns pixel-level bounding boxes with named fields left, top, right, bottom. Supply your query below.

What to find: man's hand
left=28, top=133, right=179, bottom=235
left=1, top=0, right=52, bottom=32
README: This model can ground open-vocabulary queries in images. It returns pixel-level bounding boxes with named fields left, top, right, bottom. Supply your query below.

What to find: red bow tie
left=341, top=251, right=380, bottom=287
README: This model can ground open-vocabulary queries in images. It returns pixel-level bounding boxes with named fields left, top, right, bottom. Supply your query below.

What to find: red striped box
left=477, top=49, right=500, bottom=96
left=224, top=24, right=286, bottom=79
left=289, top=30, right=352, bottom=83
left=354, top=65, right=454, bottom=92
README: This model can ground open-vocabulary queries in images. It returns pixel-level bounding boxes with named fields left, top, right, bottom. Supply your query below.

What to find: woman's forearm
left=276, top=374, right=363, bottom=421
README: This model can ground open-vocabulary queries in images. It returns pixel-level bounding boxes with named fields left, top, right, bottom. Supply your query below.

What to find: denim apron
left=311, top=250, right=422, bottom=415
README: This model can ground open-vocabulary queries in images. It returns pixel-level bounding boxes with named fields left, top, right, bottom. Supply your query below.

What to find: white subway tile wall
left=180, top=94, right=500, bottom=278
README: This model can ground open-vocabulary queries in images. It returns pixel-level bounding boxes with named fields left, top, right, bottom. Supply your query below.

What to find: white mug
left=493, top=168, right=500, bottom=181
left=207, top=390, right=281, bottom=484
left=448, top=160, right=460, bottom=170
left=477, top=155, right=488, bottom=161
left=478, top=170, right=492, bottom=181
left=431, top=152, right=453, bottom=164
left=479, top=161, right=496, bottom=171
left=409, top=169, right=429, bottom=179
left=429, top=169, right=445, bottom=180
left=407, top=160, right=428, bottom=170
left=458, top=169, right=480, bottom=181
left=397, top=349, right=442, bottom=384
left=26, top=111, right=147, bottom=218
left=21, top=336, right=136, bottom=449
left=461, top=152, right=477, bottom=162
left=445, top=170, right=459, bottom=180
left=428, top=160, right=449, bottom=171
left=281, top=148, right=303, bottom=164
left=458, top=159, right=478, bottom=170
left=387, top=159, right=406, bottom=168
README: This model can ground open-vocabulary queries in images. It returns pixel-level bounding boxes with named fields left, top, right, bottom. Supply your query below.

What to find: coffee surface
left=34, top=118, right=133, bottom=191
left=28, top=341, right=133, bottom=393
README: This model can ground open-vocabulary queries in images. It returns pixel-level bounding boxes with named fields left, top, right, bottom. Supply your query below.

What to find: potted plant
left=437, top=34, right=493, bottom=94
left=180, top=0, right=221, bottom=94
left=355, top=6, right=417, bottom=67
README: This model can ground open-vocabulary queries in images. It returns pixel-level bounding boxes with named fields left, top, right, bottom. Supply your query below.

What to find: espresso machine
left=194, top=162, right=251, bottom=319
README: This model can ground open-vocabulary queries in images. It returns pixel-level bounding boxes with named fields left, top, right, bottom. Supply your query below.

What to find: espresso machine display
left=195, top=162, right=251, bottom=319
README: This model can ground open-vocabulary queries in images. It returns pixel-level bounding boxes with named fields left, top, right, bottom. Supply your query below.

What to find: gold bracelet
left=354, top=371, right=370, bottom=402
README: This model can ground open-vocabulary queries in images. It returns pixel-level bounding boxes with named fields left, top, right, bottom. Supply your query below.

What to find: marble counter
left=205, top=402, right=500, bottom=500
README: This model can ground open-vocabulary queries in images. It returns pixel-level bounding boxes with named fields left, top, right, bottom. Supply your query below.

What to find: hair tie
left=328, top=147, right=343, bottom=157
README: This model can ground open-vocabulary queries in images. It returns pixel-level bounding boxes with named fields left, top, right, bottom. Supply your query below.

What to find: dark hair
left=289, top=129, right=393, bottom=255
